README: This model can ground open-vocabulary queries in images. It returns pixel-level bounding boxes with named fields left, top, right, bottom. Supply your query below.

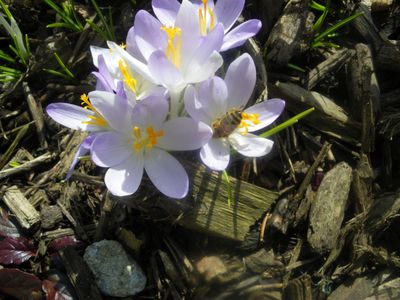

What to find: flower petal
left=225, top=53, right=256, bottom=109
left=243, top=99, right=285, bottom=132
left=148, top=50, right=184, bottom=88
left=134, top=10, right=167, bottom=61
left=88, top=90, right=135, bottom=132
left=135, top=95, right=169, bottom=127
left=221, top=19, right=262, bottom=51
left=97, top=54, right=115, bottom=91
left=126, top=27, right=146, bottom=63
left=184, top=51, right=223, bottom=84
left=186, top=23, right=224, bottom=67
left=184, top=85, right=213, bottom=124
left=108, top=41, right=156, bottom=84
left=197, top=76, right=228, bottom=118
left=152, top=0, right=180, bottom=26
left=215, top=0, right=244, bottom=33
left=200, top=138, right=230, bottom=171
left=91, top=132, right=132, bottom=167
left=158, top=117, right=212, bottom=151
left=105, top=154, right=144, bottom=196
left=46, top=103, right=99, bottom=131
left=65, top=135, right=94, bottom=180
left=145, top=148, right=189, bottom=198
left=229, top=132, right=273, bottom=157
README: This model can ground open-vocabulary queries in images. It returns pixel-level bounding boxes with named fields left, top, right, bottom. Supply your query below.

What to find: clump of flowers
left=47, top=0, right=285, bottom=199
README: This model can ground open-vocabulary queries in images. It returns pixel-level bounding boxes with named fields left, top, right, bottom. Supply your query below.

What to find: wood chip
left=3, top=186, right=40, bottom=229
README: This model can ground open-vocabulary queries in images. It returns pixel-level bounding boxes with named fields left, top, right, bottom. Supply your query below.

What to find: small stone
left=307, top=162, right=353, bottom=254
left=83, top=240, right=146, bottom=297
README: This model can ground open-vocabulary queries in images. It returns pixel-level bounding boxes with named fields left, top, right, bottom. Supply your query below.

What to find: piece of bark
left=347, top=43, right=379, bottom=154
left=375, top=43, right=400, bottom=71
left=2, top=186, right=40, bottom=229
left=307, top=162, right=353, bottom=254
left=113, top=163, right=279, bottom=242
left=283, top=274, right=312, bottom=300
left=303, top=48, right=355, bottom=90
left=269, top=81, right=362, bottom=145
left=0, top=152, right=56, bottom=180
left=59, top=246, right=103, bottom=300
left=41, top=205, right=63, bottom=230
left=352, top=3, right=383, bottom=50
left=22, top=82, right=47, bottom=149
left=328, top=269, right=394, bottom=300
left=265, top=0, right=314, bottom=66
left=291, top=142, right=332, bottom=227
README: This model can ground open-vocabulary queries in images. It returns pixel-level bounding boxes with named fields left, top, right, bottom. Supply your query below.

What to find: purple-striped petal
left=221, top=19, right=262, bottom=51
left=145, top=148, right=189, bottom=199
left=105, top=154, right=144, bottom=196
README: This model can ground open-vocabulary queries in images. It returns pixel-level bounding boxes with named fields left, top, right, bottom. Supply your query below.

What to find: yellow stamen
left=160, top=26, right=181, bottom=68
left=133, top=126, right=164, bottom=152
left=239, top=112, right=261, bottom=135
left=80, top=93, right=107, bottom=127
left=199, top=0, right=215, bottom=36
left=119, top=60, right=138, bottom=94
left=120, top=42, right=126, bottom=49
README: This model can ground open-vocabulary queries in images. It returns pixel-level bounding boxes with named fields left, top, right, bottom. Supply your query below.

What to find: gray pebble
left=83, top=240, right=146, bottom=297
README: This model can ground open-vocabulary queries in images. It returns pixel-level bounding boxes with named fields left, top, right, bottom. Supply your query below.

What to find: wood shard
left=307, top=162, right=353, bottom=254
left=3, top=186, right=40, bottom=229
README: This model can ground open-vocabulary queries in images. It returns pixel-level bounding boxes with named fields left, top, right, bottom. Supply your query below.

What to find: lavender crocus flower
left=109, top=0, right=224, bottom=116
left=152, top=0, right=261, bottom=51
left=46, top=91, right=136, bottom=178
left=184, top=53, right=285, bottom=171
left=88, top=94, right=212, bottom=198
left=90, top=46, right=166, bottom=101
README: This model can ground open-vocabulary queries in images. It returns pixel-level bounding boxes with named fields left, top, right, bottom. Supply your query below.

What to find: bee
left=212, top=108, right=243, bottom=138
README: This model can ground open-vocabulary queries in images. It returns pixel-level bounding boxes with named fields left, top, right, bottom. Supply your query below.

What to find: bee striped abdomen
left=212, top=109, right=242, bottom=138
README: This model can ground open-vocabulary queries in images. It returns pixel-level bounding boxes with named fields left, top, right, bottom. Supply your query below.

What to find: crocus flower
left=184, top=53, right=285, bottom=171
left=46, top=91, right=136, bottom=178
left=88, top=93, right=212, bottom=198
left=90, top=46, right=166, bottom=101
left=110, top=0, right=224, bottom=116
left=152, top=0, right=261, bottom=51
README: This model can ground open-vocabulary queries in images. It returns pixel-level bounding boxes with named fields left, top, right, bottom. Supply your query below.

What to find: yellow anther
left=133, top=126, right=164, bottom=152
left=80, top=93, right=107, bottom=127
left=120, top=42, right=126, bottom=49
left=239, top=112, right=261, bottom=135
left=199, top=0, right=215, bottom=36
left=161, top=26, right=181, bottom=68
left=119, top=60, right=138, bottom=94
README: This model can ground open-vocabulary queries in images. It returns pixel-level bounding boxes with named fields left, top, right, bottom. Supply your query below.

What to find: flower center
left=80, top=93, right=107, bottom=127
left=199, top=0, right=215, bottom=36
left=160, top=25, right=181, bottom=68
left=238, top=112, right=260, bottom=135
left=119, top=59, right=139, bottom=94
left=132, top=126, right=164, bottom=152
